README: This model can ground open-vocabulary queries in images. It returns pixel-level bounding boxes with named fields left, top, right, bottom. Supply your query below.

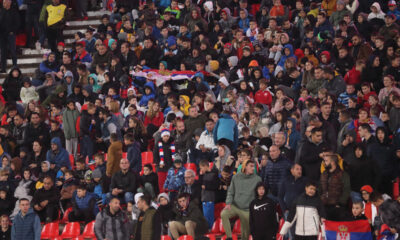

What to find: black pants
left=295, top=236, right=318, bottom=240
left=75, top=0, right=88, bottom=17
left=325, top=205, right=348, bottom=221
left=217, top=138, right=234, bottom=153
left=36, top=203, right=59, bottom=222
left=0, top=33, right=17, bottom=70
left=68, top=208, right=95, bottom=224
left=47, top=26, right=64, bottom=52
left=25, top=7, right=40, bottom=46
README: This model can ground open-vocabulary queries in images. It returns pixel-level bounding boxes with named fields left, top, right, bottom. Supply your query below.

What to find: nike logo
left=254, top=203, right=268, bottom=210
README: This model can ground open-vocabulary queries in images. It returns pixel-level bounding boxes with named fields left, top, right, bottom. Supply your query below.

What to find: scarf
left=158, top=141, right=175, bottom=165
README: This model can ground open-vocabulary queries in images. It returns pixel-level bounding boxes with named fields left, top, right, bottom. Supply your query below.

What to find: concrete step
left=7, top=58, right=42, bottom=65
left=66, top=19, right=101, bottom=27
left=88, top=10, right=110, bottom=17
left=21, top=48, right=51, bottom=56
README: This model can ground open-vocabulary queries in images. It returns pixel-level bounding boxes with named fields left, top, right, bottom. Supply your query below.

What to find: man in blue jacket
left=46, top=137, right=71, bottom=170
left=11, top=198, right=41, bottom=240
left=213, top=111, right=239, bottom=152
left=124, top=133, right=142, bottom=173
left=69, top=184, right=99, bottom=223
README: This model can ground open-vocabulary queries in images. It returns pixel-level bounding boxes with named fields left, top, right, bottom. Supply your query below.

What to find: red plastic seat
left=122, top=152, right=127, bottom=159
left=214, top=202, right=226, bottom=219
left=184, top=163, right=197, bottom=173
left=204, top=234, right=217, bottom=240
left=81, top=221, right=96, bottom=239
left=69, top=154, right=75, bottom=169
left=161, top=235, right=172, bottom=240
left=59, top=222, right=81, bottom=239
left=209, top=162, right=214, bottom=169
left=222, top=234, right=238, bottom=240
left=249, top=235, right=253, bottom=240
left=219, top=218, right=225, bottom=234
left=104, top=153, right=107, bottom=161
left=233, top=219, right=241, bottom=234
left=60, top=207, right=73, bottom=223
left=210, top=218, right=222, bottom=235
left=141, top=151, right=154, bottom=165
left=41, top=222, right=59, bottom=239
left=177, top=235, right=194, bottom=240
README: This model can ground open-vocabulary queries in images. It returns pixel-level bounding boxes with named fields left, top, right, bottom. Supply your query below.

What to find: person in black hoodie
left=157, top=192, right=175, bottom=235
left=138, top=164, right=159, bottom=198
left=2, top=67, right=23, bottom=102
left=249, top=182, right=278, bottom=240
left=0, top=0, right=20, bottom=73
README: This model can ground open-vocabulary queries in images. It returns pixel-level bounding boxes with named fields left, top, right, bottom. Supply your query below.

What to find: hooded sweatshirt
left=368, top=2, right=385, bottom=20
left=63, top=71, right=75, bottom=96
left=88, top=73, right=101, bottom=93
left=46, top=137, right=71, bottom=169
left=226, top=171, right=261, bottom=210
left=277, top=44, right=296, bottom=68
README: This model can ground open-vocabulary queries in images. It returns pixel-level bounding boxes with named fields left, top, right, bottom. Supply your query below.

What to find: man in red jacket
left=344, top=59, right=365, bottom=85
left=254, top=79, right=273, bottom=108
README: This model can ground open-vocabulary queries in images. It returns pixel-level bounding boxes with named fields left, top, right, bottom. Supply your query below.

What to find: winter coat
left=63, top=108, right=79, bottom=139
left=389, top=107, right=400, bottom=133
left=31, top=186, right=60, bottom=208
left=322, top=75, right=346, bottom=97
left=320, top=168, right=351, bottom=206
left=153, top=138, right=175, bottom=172
left=298, top=139, right=329, bottom=181
left=3, top=67, right=23, bottom=102
left=126, top=143, right=142, bottom=173
left=249, top=194, right=278, bottom=240
left=172, top=201, right=208, bottom=237
left=60, top=177, right=78, bottom=200
left=11, top=208, right=41, bottom=240
left=72, top=191, right=99, bottom=216
left=106, top=141, right=123, bottom=177
left=200, top=168, right=219, bottom=202
left=278, top=175, right=307, bottom=212
left=164, top=167, right=186, bottom=192
left=46, top=137, right=70, bottom=169
left=184, top=116, right=205, bottom=138
left=213, top=114, right=239, bottom=149
left=133, top=207, right=162, bottom=240
left=0, top=5, right=20, bottom=34
left=226, top=171, right=261, bottom=210
left=110, top=170, right=138, bottom=196
left=281, top=193, right=326, bottom=236
left=20, top=86, right=39, bottom=104
left=94, top=207, right=130, bottom=240
left=260, top=155, right=291, bottom=196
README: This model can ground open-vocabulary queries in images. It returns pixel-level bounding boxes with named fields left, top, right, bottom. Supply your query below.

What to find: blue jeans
left=351, top=191, right=363, bottom=203
left=202, top=202, right=215, bottom=229
left=106, top=192, right=134, bottom=204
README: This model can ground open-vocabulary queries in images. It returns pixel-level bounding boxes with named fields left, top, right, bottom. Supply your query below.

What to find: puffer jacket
left=164, top=167, right=186, bottom=192
left=281, top=192, right=326, bottom=237
left=94, top=207, right=130, bottom=240
left=260, top=155, right=291, bottom=196
left=320, top=168, right=351, bottom=206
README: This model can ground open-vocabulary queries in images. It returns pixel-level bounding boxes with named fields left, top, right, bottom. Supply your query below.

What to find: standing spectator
left=154, top=128, right=175, bottom=192
left=0, top=0, right=20, bottom=73
left=213, top=111, right=239, bottom=152
left=134, top=194, right=162, bottom=240
left=45, top=0, right=67, bottom=52
left=62, top=99, right=80, bottom=157
left=320, top=154, right=351, bottom=220
left=249, top=182, right=278, bottom=240
left=164, top=158, right=186, bottom=202
left=221, top=160, right=261, bottom=240
left=199, top=159, right=219, bottom=229
left=0, top=215, right=10, bottom=240
left=260, top=145, right=291, bottom=202
left=278, top=163, right=307, bottom=213
left=3, top=68, right=23, bottom=102
left=169, top=193, right=209, bottom=240
left=94, top=197, right=130, bottom=240
left=298, top=127, right=329, bottom=181
left=32, top=176, right=60, bottom=222
left=107, top=158, right=137, bottom=204
left=25, top=0, right=42, bottom=49
left=280, top=181, right=326, bottom=240
left=80, top=103, right=97, bottom=161
left=124, top=133, right=142, bottom=173
left=11, top=198, right=41, bottom=240
left=105, top=133, right=123, bottom=178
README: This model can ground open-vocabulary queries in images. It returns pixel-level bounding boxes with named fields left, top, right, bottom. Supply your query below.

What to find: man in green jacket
left=134, top=194, right=162, bottom=240
left=221, top=160, right=261, bottom=240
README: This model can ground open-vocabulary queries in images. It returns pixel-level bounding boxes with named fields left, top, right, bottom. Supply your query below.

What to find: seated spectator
left=179, top=169, right=202, bottom=205
left=46, top=137, right=71, bottom=170
left=59, top=170, right=78, bottom=209
left=157, top=193, right=175, bottom=235
left=32, top=176, right=60, bottom=222
left=138, top=163, right=159, bottom=198
left=69, top=184, right=99, bottom=223
left=106, top=158, right=137, bottom=204
left=169, top=193, right=209, bottom=240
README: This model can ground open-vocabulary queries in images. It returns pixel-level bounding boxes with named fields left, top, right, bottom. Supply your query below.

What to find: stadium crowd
left=0, top=0, right=400, bottom=239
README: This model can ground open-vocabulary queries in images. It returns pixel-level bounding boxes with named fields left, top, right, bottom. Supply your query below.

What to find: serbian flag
left=325, top=220, right=373, bottom=240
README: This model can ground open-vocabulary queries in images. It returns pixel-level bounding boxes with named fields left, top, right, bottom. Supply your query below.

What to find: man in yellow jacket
left=45, top=0, right=66, bottom=52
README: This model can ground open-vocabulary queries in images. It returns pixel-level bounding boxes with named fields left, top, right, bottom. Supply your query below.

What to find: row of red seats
left=41, top=221, right=95, bottom=239
left=161, top=233, right=248, bottom=240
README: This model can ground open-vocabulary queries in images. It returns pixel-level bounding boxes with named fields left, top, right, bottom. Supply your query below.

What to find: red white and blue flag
left=325, top=220, right=372, bottom=240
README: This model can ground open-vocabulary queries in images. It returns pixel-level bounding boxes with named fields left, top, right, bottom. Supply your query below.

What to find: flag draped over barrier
left=325, top=220, right=372, bottom=240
